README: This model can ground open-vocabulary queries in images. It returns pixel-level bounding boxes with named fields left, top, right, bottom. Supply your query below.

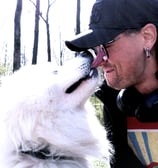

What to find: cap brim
left=65, top=29, right=124, bottom=51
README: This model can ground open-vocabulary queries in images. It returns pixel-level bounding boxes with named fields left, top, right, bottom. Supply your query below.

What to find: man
left=65, top=0, right=158, bottom=167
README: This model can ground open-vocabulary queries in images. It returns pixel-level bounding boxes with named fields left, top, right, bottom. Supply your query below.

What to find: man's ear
left=141, top=23, right=157, bottom=49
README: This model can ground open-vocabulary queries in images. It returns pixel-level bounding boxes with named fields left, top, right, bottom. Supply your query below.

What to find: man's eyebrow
left=105, top=39, right=116, bottom=48
left=105, top=43, right=113, bottom=48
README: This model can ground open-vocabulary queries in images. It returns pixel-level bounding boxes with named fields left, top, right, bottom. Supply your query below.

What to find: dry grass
left=93, top=159, right=109, bottom=168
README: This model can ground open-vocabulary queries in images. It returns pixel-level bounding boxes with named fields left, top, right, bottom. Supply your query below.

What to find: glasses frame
left=99, top=39, right=115, bottom=59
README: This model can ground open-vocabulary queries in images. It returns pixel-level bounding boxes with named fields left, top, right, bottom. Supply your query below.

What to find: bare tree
left=30, top=0, right=56, bottom=63
left=73, top=0, right=81, bottom=57
left=30, top=0, right=40, bottom=64
left=13, top=0, right=22, bottom=72
left=76, top=0, right=81, bottom=35
left=40, top=0, right=56, bottom=62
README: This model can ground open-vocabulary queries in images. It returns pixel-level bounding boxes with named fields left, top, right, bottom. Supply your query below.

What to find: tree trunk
left=46, top=11, right=51, bottom=62
left=13, top=0, right=22, bottom=72
left=76, top=0, right=81, bottom=35
left=32, top=0, right=40, bottom=64
left=46, top=23, right=51, bottom=62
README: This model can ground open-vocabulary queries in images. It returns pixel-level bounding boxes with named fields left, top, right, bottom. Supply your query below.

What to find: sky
left=0, top=0, right=95, bottom=65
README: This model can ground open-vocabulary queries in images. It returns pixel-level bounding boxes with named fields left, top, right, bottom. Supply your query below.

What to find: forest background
left=0, top=0, right=95, bottom=73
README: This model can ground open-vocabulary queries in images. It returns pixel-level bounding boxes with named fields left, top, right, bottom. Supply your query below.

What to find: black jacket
left=95, top=81, right=145, bottom=168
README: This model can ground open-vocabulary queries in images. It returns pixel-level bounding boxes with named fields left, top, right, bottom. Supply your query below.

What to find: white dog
left=0, top=52, right=113, bottom=168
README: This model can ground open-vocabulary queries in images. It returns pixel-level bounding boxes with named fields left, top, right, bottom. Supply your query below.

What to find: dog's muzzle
left=66, top=51, right=98, bottom=94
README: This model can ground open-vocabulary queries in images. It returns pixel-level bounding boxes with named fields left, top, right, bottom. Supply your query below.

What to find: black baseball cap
left=65, top=0, right=158, bottom=51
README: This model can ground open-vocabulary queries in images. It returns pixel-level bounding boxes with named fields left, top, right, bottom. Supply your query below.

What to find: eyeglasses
left=91, top=37, right=121, bottom=68
left=96, top=35, right=123, bottom=60
left=96, top=39, right=115, bottom=61
left=98, top=44, right=109, bottom=60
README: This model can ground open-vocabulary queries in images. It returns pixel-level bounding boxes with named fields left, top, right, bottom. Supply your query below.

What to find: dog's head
left=53, top=51, right=99, bottom=108
left=0, top=51, right=99, bottom=118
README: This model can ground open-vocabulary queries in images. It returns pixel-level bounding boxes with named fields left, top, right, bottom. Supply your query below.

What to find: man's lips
left=104, top=68, right=114, bottom=73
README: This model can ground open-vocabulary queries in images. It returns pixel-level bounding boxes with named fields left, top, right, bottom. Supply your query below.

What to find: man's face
left=95, top=32, right=147, bottom=90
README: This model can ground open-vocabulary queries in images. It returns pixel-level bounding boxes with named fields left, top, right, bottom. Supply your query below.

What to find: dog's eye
left=52, top=70, right=58, bottom=75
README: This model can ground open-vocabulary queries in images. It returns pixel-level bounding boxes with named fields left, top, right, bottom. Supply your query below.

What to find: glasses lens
left=100, top=45, right=109, bottom=58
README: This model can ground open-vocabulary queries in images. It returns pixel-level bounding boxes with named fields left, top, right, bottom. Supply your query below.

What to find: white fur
left=0, top=55, right=113, bottom=168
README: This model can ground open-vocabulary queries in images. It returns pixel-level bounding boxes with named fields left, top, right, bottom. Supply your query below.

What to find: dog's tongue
left=91, top=47, right=106, bottom=68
